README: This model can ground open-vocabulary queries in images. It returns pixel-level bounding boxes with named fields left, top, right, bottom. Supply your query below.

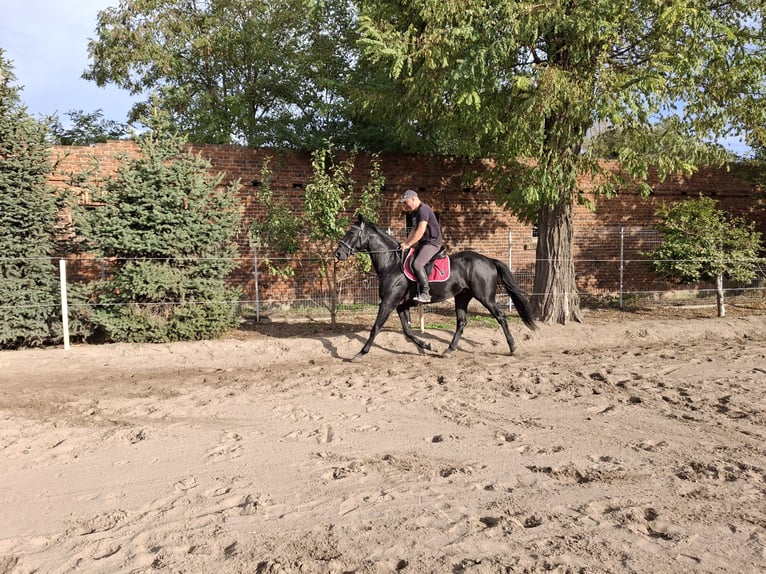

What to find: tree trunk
left=716, top=273, right=725, bottom=318
left=531, top=199, right=584, bottom=324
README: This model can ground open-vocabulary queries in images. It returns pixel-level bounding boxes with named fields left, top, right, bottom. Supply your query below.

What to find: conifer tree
left=0, top=51, right=60, bottom=348
left=78, top=110, right=242, bottom=342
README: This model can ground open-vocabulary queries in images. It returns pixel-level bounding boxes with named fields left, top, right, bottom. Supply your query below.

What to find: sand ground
left=1, top=306, right=765, bottom=573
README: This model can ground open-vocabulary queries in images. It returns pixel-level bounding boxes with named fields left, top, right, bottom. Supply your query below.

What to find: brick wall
left=50, top=141, right=765, bottom=298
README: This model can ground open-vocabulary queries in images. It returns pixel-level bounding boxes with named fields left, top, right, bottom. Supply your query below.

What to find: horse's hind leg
left=482, top=298, right=516, bottom=354
left=444, top=292, right=472, bottom=355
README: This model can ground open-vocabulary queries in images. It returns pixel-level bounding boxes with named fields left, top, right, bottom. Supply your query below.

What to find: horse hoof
left=443, top=348, right=455, bottom=357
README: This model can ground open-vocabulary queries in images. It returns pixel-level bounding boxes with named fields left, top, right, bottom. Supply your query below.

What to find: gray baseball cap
left=399, top=189, right=418, bottom=202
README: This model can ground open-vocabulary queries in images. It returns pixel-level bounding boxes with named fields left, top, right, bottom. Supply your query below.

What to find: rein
left=337, top=238, right=357, bottom=254
left=339, top=239, right=399, bottom=255
left=341, top=221, right=402, bottom=255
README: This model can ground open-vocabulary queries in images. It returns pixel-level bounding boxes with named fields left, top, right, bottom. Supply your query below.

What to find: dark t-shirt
left=414, top=203, right=442, bottom=247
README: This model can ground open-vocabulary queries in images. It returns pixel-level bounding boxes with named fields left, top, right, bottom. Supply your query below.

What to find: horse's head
left=334, top=215, right=368, bottom=261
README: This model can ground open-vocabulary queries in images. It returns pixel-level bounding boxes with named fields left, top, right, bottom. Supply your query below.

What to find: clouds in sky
left=0, top=0, right=136, bottom=124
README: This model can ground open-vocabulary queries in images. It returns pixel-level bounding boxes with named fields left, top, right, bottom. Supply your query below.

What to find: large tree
left=84, top=0, right=392, bottom=149
left=358, top=0, right=766, bottom=323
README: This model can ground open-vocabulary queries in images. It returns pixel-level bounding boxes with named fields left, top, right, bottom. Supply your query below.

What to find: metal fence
left=8, top=225, right=764, bottom=335
left=239, top=225, right=766, bottom=321
left=574, top=226, right=766, bottom=308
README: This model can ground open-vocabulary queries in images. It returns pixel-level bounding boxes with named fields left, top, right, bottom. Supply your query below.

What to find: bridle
left=338, top=221, right=366, bottom=256
left=338, top=220, right=404, bottom=257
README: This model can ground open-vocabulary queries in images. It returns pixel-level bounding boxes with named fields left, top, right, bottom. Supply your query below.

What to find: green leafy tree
left=251, top=145, right=384, bottom=324
left=646, top=196, right=762, bottom=318
left=0, top=51, right=62, bottom=348
left=84, top=0, right=392, bottom=150
left=358, top=0, right=765, bottom=323
left=249, top=159, right=305, bottom=278
left=77, top=110, right=242, bottom=342
left=588, top=117, right=737, bottom=162
left=49, top=109, right=130, bottom=146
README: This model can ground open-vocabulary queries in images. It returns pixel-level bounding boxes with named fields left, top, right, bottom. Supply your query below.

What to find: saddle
left=403, top=247, right=450, bottom=283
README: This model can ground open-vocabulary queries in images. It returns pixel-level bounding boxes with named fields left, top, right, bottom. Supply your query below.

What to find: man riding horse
left=398, top=189, right=442, bottom=304
left=334, top=215, right=536, bottom=360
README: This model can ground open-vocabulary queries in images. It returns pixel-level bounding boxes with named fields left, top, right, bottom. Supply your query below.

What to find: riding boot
left=413, top=267, right=431, bottom=303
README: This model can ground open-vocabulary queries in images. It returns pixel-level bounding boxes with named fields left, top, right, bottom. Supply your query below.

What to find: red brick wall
left=50, top=141, right=764, bottom=298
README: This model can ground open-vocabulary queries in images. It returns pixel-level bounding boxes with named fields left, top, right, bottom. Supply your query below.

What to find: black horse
left=334, top=216, right=537, bottom=360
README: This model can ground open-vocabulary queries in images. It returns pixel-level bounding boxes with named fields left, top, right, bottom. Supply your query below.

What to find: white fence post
left=508, top=229, right=514, bottom=311
left=253, top=245, right=260, bottom=323
left=59, top=259, right=70, bottom=351
left=619, top=227, right=625, bottom=310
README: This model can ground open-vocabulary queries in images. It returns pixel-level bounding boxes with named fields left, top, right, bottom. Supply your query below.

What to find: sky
left=0, top=0, right=753, bottom=156
left=0, top=0, right=137, bottom=125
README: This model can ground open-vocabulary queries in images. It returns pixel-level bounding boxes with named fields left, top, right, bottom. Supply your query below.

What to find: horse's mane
left=360, top=216, right=399, bottom=250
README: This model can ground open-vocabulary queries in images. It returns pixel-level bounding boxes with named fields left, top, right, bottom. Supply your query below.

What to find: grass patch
left=422, top=313, right=502, bottom=330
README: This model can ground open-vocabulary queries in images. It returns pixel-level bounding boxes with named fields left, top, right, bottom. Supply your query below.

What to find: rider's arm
left=401, top=220, right=428, bottom=250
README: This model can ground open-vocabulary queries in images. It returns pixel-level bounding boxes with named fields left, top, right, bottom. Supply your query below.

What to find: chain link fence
left=237, top=225, right=766, bottom=322
left=6, top=226, right=764, bottom=335
left=573, top=226, right=766, bottom=308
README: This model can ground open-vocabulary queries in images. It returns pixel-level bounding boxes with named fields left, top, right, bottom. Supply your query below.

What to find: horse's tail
left=493, top=259, right=537, bottom=331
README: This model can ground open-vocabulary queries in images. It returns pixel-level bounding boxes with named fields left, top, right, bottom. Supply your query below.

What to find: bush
left=646, top=195, right=762, bottom=317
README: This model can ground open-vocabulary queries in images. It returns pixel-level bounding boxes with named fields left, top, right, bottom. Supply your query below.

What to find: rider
left=399, top=189, right=443, bottom=303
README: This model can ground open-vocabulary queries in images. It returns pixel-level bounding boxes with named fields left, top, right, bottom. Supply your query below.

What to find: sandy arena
left=1, top=308, right=765, bottom=573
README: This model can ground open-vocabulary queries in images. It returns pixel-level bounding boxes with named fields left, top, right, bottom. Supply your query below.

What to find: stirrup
left=413, top=293, right=431, bottom=303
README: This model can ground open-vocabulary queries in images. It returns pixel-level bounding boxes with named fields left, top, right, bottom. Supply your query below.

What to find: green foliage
left=589, top=117, right=732, bottom=165
left=251, top=144, right=383, bottom=265
left=303, top=145, right=383, bottom=270
left=360, top=0, right=764, bottom=204
left=77, top=109, right=243, bottom=343
left=305, top=148, right=356, bottom=242
left=250, top=143, right=384, bottom=322
left=646, top=196, right=763, bottom=285
left=49, top=109, right=130, bottom=146
left=729, top=161, right=766, bottom=218
left=358, top=0, right=766, bottom=321
left=0, top=51, right=63, bottom=348
left=303, top=145, right=384, bottom=321
left=249, top=159, right=304, bottom=277
left=84, top=0, right=395, bottom=150
left=355, top=159, right=385, bottom=223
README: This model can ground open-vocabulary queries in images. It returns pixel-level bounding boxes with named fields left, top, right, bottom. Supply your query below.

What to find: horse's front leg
left=397, top=304, right=433, bottom=353
left=351, top=299, right=398, bottom=361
